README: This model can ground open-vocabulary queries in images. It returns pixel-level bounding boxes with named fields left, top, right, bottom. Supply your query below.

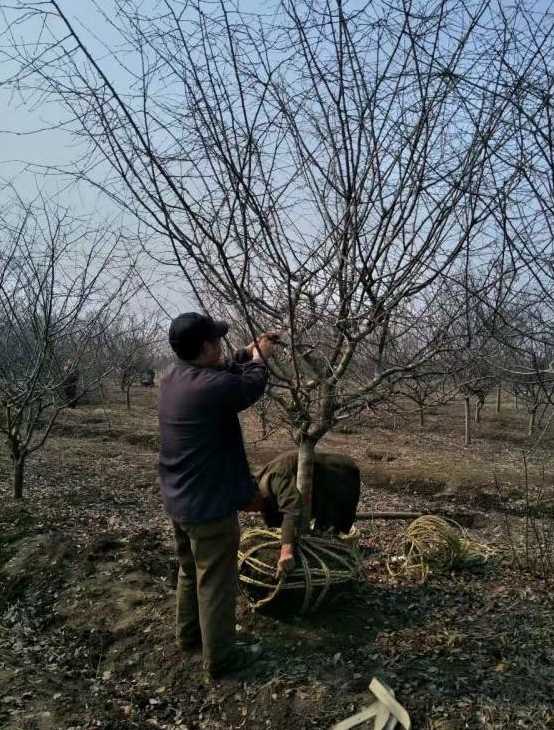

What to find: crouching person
left=246, top=451, right=361, bottom=577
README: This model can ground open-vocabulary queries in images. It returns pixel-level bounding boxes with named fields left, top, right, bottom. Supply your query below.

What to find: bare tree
left=394, top=370, right=455, bottom=429
left=473, top=292, right=554, bottom=438
left=507, top=343, right=554, bottom=438
left=102, top=314, right=162, bottom=409
left=455, top=361, right=496, bottom=445
left=382, top=317, right=459, bottom=428
left=0, top=196, right=137, bottom=498
left=435, top=264, right=544, bottom=445
left=3, top=1, right=554, bottom=525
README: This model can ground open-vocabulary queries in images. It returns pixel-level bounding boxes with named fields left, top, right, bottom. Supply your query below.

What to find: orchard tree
left=102, top=314, right=162, bottom=409
left=382, top=318, right=459, bottom=428
left=394, top=370, right=454, bottom=429
left=503, top=315, right=554, bottom=437
left=0, top=196, right=138, bottom=498
left=4, top=0, right=554, bottom=524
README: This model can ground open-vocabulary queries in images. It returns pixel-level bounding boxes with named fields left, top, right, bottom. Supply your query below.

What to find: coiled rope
left=238, top=528, right=362, bottom=614
left=387, top=515, right=494, bottom=581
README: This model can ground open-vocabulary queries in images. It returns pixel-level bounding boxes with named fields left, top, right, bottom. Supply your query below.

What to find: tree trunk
left=528, top=409, right=536, bottom=436
left=464, top=397, right=471, bottom=446
left=14, top=458, right=25, bottom=499
left=537, top=403, right=549, bottom=429
left=296, top=437, right=316, bottom=533
left=475, top=400, right=482, bottom=424
left=126, top=384, right=131, bottom=410
left=419, top=405, right=425, bottom=427
left=496, top=385, right=501, bottom=414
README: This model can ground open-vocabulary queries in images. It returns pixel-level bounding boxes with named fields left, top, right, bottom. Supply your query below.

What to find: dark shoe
left=207, top=643, right=263, bottom=679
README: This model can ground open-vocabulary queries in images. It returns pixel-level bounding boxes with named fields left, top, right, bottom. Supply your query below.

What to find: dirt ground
left=1, top=388, right=553, bottom=730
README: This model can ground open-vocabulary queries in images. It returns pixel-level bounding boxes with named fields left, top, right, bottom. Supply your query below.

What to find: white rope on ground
left=387, top=515, right=494, bottom=581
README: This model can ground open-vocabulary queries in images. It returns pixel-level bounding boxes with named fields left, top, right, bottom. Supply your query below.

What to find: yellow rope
left=238, top=528, right=362, bottom=614
left=387, top=515, right=494, bottom=582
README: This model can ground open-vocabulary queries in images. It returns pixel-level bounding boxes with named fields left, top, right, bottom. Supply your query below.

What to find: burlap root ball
left=238, top=528, right=362, bottom=615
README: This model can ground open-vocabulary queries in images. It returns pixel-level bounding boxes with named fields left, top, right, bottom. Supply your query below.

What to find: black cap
left=169, top=312, right=229, bottom=360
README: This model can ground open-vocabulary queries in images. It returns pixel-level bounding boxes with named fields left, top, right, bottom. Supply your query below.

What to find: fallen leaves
left=1, top=397, right=553, bottom=729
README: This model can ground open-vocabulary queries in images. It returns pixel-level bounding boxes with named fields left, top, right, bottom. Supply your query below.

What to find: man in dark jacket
left=248, top=451, right=360, bottom=575
left=159, top=312, right=275, bottom=678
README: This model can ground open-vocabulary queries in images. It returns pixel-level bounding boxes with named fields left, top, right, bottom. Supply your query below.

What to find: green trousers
left=172, top=513, right=240, bottom=672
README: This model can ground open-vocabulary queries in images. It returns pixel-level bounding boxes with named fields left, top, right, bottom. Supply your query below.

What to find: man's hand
left=247, top=331, right=282, bottom=362
left=276, top=543, right=296, bottom=579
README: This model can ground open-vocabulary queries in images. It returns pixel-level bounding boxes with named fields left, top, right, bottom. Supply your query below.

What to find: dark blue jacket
left=158, top=351, right=267, bottom=523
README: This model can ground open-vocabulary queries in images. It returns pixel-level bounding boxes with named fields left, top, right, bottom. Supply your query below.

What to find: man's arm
left=225, top=332, right=282, bottom=368
left=218, top=361, right=268, bottom=413
left=222, top=348, right=252, bottom=367
left=218, top=333, right=277, bottom=412
left=277, top=488, right=302, bottom=546
left=268, top=466, right=302, bottom=577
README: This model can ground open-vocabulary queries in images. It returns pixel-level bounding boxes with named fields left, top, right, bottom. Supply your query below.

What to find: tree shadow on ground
left=247, top=571, right=552, bottom=715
